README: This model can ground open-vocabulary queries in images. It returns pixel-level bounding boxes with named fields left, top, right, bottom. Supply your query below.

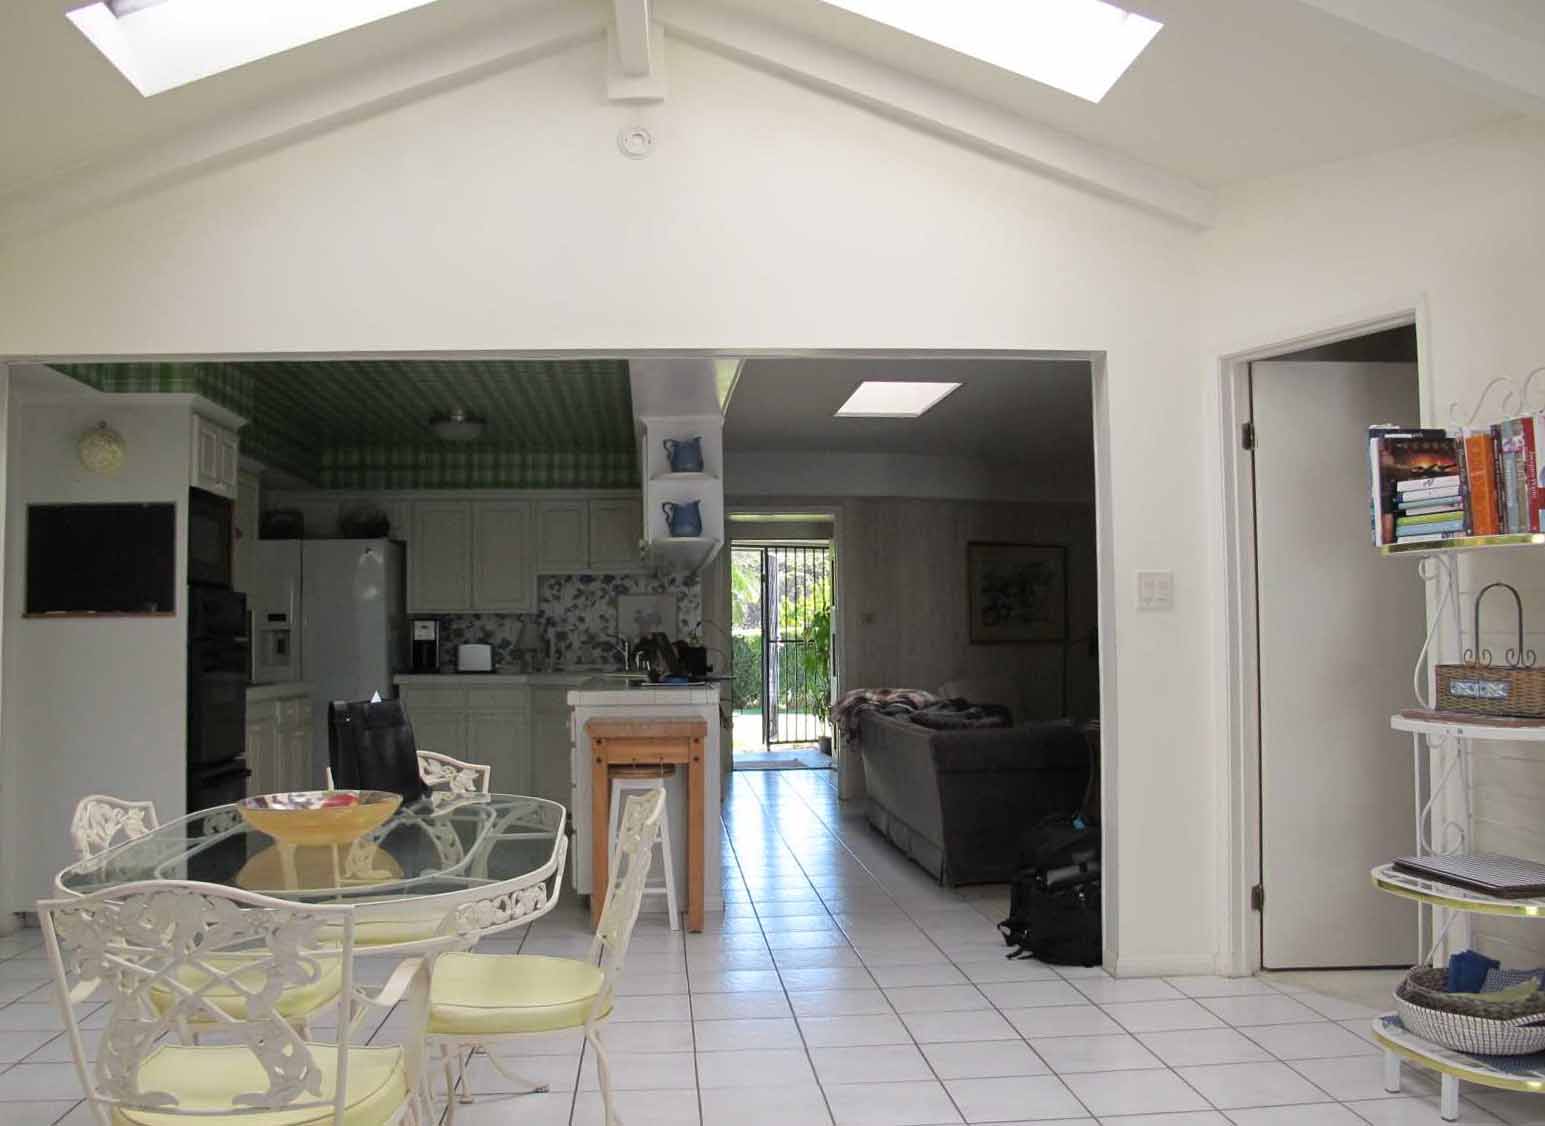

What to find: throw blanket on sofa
left=833, top=688, right=938, bottom=748
left=909, top=701, right=1014, bottom=731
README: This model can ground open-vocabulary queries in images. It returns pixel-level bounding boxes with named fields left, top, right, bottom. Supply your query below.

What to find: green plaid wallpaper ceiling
left=53, top=360, right=639, bottom=488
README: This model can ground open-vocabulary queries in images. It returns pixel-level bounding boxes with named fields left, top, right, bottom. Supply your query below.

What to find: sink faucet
left=606, top=634, right=632, bottom=670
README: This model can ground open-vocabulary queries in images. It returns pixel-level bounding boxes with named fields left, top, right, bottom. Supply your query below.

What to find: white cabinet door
left=589, top=499, right=643, bottom=570
left=282, top=726, right=311, bottom=791
left=410, top=502, right=473, bottom=611
left=537, top=501, right=588, bottom=572
left=472, top=502, right=534, bottom=611
left=246, top=712, right=279, bottom=797
left=409, top=710, right=466, bottom=762
left=529, top=689, right=573, bottom=808
left=192, top=415, right=235, bottom=498
left=466, top=710, right=532, bottom=794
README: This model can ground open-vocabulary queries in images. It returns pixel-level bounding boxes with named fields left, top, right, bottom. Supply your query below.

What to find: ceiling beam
left=608, top=0, right=667, bottom=101
left=1293, top=0, right=1545, bottom=114
left=0, top=3, right=608, bottom=241
left=654, top=0, right=1215, bottom=229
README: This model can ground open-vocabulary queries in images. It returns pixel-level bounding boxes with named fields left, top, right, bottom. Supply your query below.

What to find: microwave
left=187, top=487, right=234, bottom=588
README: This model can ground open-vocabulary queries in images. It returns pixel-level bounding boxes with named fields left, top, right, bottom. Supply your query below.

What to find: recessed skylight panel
left=816, top=0, right=1163, bottom=103
left=835, top=381, right=961, bottom=418
left=67, top=0, right=442, bottom=97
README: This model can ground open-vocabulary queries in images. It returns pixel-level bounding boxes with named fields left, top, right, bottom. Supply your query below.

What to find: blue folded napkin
left=1447, top=949, right=1500, bottom=993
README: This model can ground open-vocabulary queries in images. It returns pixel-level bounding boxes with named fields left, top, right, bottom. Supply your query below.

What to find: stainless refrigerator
left=251, top=539, right=407, bottom=786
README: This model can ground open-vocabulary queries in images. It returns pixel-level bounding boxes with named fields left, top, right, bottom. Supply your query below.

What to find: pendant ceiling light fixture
left=429, top=408, right=486, bottom=443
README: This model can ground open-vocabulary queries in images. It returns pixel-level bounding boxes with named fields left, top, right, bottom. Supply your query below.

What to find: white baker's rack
left=1371, top=367, right=1545, bottom=1121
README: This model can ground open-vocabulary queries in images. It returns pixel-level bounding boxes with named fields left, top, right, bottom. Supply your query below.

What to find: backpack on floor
left=998, top=812, right=1102, bottom=967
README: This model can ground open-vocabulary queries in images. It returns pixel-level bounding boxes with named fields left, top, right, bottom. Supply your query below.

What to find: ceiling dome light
left=429, top=408, right=486, bottom=442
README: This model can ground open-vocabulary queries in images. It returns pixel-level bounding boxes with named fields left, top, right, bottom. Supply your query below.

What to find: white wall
left=1, top=370, right=190, bottom=909
left=1201, top=117, right=1545, bottom=968
left=0, top=39, right=1210, bottom=970
left=726, top=451, right=1086, bottom=502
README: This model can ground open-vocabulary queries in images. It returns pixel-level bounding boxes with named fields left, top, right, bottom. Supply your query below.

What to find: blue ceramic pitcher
left=663, top=436, right=704, bottom=474
left=662, top=500, right=703, bottom=538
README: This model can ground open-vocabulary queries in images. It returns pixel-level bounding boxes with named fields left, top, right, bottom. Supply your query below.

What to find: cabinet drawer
left=400, top=686, right=468, bottom=710
left=281, top=699, right=300, bottom=727
left=463, top=687, right=529, bottom=710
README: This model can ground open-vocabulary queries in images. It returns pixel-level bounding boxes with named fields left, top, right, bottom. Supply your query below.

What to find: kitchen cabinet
left=192, top=413, right=240, bottom=499
left=399, top=682, right=532, bottom=795
left=589, top=499, right=642, bottom=569
left=537, top=501, right=589, bottom=571
left=409, top=501, right=473, bottom=611
left=529, top=687, right=575, bottom=809
left=246, top=686, right=313, bottom=795
left=472, top=502, right=535, bottom=611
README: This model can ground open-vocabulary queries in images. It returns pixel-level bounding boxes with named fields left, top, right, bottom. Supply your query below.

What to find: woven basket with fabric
left=1396, top=967, right=1545, bottom=1055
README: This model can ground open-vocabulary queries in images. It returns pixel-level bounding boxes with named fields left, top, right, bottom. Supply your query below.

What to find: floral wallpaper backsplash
left=430, top=573, right=703, bottom=672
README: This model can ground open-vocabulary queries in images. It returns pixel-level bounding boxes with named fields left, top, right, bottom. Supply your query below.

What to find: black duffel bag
left=999, top=811, right=1102, bottom=966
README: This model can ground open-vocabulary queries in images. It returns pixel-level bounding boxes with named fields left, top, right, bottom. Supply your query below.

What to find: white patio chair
left=69, top=794, right=159, bottom=863
left=324, top=750, right=491, bottom=798
left=38, top=879, right=442, bottom=1126
left=425, top=789, right=664, bottom=1126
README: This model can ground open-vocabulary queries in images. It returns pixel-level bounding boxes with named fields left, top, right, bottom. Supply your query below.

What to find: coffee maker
left=411, top=619, right=440, bottom=673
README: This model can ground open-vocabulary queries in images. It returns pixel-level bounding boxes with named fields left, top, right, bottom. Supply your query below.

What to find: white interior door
left=1253, top=360, right=1423, bottom=969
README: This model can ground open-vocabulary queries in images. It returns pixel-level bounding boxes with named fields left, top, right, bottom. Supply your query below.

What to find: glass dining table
left=55, top=793, right=570, bottom=952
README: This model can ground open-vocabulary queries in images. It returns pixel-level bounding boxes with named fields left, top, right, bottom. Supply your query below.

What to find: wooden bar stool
left=607, top=764, right=681, bottom=932
left=588, top=718, right=706, bottom=932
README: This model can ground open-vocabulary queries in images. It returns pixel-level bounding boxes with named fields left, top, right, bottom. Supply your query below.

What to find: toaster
left=456, top=643, right=493, bottom=673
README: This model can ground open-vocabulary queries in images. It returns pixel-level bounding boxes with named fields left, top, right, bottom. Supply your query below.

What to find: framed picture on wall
left=967, top=542, right=1067, bottom=643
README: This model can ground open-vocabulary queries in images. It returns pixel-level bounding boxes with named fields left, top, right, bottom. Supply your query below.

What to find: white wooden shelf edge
left=1390, top=711, right=1545, bottom=743
left=650, top=472, right=716, bottom=483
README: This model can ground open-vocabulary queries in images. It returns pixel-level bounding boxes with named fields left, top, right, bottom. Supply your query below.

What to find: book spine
left=1525, top=417, right=1541, bottom=534
left=1494, top=424, right=1508, bottom=534
left=1396, top=476, right=1463, bottom=493
left=1501, top=421, right=1522, bottom=533
left=1465, top=432, right=1499, bottom=536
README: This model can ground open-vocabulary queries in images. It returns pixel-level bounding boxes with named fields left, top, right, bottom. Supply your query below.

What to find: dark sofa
left=858, top=711, right=1090, bottom=885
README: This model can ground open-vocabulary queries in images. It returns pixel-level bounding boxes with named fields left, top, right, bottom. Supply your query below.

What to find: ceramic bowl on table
left=239, top=790, right=402, bottom=847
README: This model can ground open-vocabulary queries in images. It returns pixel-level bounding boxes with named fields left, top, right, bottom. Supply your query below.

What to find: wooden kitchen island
left=568, top=682, right=724, bottom=928
left=587, top=717, right=707, bottom=931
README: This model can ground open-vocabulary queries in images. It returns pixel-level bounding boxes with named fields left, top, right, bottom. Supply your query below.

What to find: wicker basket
left=1436, top=583, right=1545, bottom=718
left=1396, top=967, right=1545, bottom=1055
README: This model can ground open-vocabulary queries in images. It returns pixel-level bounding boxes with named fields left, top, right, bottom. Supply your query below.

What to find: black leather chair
left=327, top=697, right=429, bottom=803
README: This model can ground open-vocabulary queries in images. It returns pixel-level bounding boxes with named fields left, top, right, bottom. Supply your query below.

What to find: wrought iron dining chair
left=69, top=795, right=159, bottom=864
left=425, top=790, right=663, bottom=1126
left=325, top=748, right=491, bottom=800
left=38, top=880, right=444, bottom=1126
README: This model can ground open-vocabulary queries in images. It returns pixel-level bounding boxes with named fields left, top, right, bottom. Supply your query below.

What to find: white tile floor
left=2, top=769, right=1542, bottom=1124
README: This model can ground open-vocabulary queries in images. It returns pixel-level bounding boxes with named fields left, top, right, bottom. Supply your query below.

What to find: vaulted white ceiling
left=1, top=0, right=1541, bottom=226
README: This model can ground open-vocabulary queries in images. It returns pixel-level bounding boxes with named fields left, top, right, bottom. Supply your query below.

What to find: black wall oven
left=187, top=487, right=234, bottom=589
left=188, top=586, right=249, bottom=811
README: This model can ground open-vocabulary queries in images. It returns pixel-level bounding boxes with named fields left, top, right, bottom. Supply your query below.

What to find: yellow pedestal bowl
left=239, top=790, right=402, bottom=847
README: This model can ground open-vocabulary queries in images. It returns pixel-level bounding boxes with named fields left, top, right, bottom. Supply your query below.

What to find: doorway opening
left=730, top=521, right=835, bottom=771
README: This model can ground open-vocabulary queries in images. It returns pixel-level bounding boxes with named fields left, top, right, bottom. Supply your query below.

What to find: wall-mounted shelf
left=644, top=536, right=721, bottom=577
left=1381, top=533, right=1545, bottom=557
left=1372, top=863, right=1545, bottom=918
left=651, top=471, right=713, bottom=483
left=639, top=415, right=724, bottom=578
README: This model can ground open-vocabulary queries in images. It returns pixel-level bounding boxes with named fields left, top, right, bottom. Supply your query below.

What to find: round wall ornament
left=78, top=421, right=126, bottom=476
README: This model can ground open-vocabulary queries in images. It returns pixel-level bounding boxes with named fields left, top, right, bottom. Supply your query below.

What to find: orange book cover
left=1465, top=431, right=1499, bottom=535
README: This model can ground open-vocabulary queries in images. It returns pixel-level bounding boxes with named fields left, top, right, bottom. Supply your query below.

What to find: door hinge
left=1250, top=884, right=1265, bottom=912
left=1241, top=421, right=1256, bottom=451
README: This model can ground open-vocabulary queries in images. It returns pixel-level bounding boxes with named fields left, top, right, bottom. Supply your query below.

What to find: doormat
left=733, top=747, right=834, bottom=771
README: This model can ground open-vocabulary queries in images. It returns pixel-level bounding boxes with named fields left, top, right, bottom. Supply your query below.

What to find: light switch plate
left=1137, top=570, right=1174, bottom=611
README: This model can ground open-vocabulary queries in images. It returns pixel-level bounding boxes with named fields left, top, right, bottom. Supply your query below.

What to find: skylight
left=835, top=382, right=961, bottom=418
left=816, top=0, right=1162, bottom=103
left=67, top=0, right=442, bottom=97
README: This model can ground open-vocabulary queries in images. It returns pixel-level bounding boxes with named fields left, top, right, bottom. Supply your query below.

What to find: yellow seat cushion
left=111, top=1042, right=406, bottom=1126
left=148, top=955, right=342, bottom=1023
left=428, top=953, right=609, bottom=1036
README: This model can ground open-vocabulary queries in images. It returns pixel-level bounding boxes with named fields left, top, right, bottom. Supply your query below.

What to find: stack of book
left=1369, top=416, right=1545, bottom=546
left=1369, top=428, right=1465, bottom=546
